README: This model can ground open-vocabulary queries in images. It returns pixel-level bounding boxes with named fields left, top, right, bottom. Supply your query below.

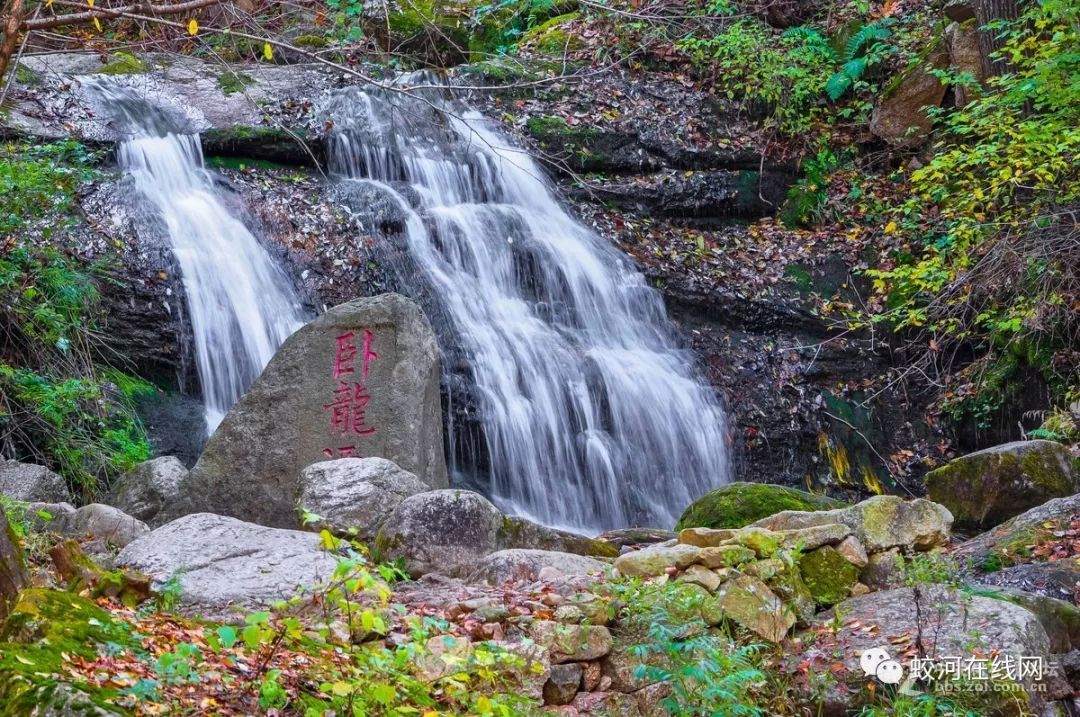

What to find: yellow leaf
left=93, top=16, right=102, bottom=31
left=883, top=221, right=897, bottom=234
left=263, top=42, right=273, bottom=61
left=86, top=0, right=94, bottom=6
left=188, top=18, right=198, bottom=35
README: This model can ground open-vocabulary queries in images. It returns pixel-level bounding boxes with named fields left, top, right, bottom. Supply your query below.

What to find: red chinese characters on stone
left=323, top=330, right=379, bottom=453
left=332, top=330, right=378, bottom=382
left=325, top=382, right=376, bottom=436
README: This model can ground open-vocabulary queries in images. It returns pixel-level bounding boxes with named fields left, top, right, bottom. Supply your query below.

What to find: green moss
left=216, top=71, right=255, bottom=95
left=798, top=546, right=859, bottom=606
left=96, top=52, right=148, bottom=76
left=675, top=482, right=846, bottom=531
left=205, top=155, right=292, bottom=171
left=13, top=64, right=40, bottom=86
left=0, top=589, right=135, bottom=715
left=519, top=12, right=582, bottom=54
left=293, top=34, right=330, bottom=48
left=784, top=263, right=813, bottom=293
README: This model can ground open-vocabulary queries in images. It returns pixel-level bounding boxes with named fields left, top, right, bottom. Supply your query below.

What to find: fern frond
left=825, top=72, right=854, bottom=100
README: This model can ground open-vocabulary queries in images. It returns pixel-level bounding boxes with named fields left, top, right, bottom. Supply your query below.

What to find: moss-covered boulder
left=799, top=545, right=860, bottom=606
left=712, top=574, right=795, bottom=643
left=754, top=495, right=953, bottom=553
left=676, top=482, right=846, bottom=531
left=1, top=589, right=134, bottom=715
left=925, top=440, right=1080, bottom=530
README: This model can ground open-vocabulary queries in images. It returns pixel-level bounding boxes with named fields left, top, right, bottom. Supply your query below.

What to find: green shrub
left=1, top=143, right=153, bottom=500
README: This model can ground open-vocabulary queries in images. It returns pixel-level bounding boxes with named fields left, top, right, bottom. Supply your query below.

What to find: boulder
left=969, top=585, right=1080, bottom=653
left=798, top=545, right=860, bottom=606
left=614, top=544, right=702, bottom=577
left=869, top=45, right=949, bottom=147
left=530, top=620, right=613, bottom=663
left=944, top=19, right=985, bottom=107
left=55, top=504, right=149, bottom=548
left=172, top=294, right=448, bottom=528
left=297, top=457, right=429, bottom=541
left=468, top=549, right=609, bottom=585
left=544, top=663, right=583, bottom=705
left=974, top=560, right=1080, bottom=605
left=377, top=489, right=612, bottom=578
left=102, top=456, right=187, bottom=526
left=834, top=535, right=868, bottom=568
left=116, top=513, right=339, bottom=616
left=676, top=481, right=845, bottom=531
left=678, top=564, right=723, bottom=592
left=753, top=495, right=953, bottom=553
left=860, top=548, right=904, bottom=591
left=794, top=585, right=1071, bottom=714
left=712, top=574, right=795, bottom=643
left=597, top=528, right=677, bottom=550
left=952, top=494, right=1080, bottom=569
left=925, top=440, right=1080, bottom=530
left=570, top=691, right=641, bottom=716
left=0, top=460, right=71, bottom=503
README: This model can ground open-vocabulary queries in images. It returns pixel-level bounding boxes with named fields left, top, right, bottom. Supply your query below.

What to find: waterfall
left=88, top=81, right=307, bottom=432
left=322, top=81, right=731, bottom=531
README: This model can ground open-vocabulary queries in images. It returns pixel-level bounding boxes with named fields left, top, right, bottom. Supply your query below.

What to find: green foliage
left=158, top=533, right=536, bottom=715
left=858, top=693, right=982, bottom=716
left=782, top=141, right=846, bottom=227
left=0, top=141, right=97, bottom=235
left=678, top=18, right=837, bottom=134
left=1, top=143, right=153, bottom=500
left=865, top=1, right=1080, bottom=406
left=608, top=579, right=768, bottom=715
left=324, top=0, right=365, bottom=42
left=824, top=20, right=896, bottom=100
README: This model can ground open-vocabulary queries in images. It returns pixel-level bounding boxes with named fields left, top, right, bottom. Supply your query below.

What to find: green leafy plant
left=824, top=20, right=896, bottom=100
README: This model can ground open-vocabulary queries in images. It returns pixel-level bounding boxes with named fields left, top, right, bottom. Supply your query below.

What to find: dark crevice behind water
left=320, top=78, right=732, bottom=532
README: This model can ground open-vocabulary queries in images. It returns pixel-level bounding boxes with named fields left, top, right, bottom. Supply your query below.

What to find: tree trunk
left=974, top=0, right=1021, bottom=77
left=0, top=0, right=26, bottom=84
left=0, top=512, right=29, bottom=621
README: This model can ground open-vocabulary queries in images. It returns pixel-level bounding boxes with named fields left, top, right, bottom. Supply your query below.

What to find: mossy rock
left=926, top=440, right=1080, bottom=531
left=798, top=546, right=859, bottom=607
left=0, top=589, right=135, bottom=715
left=519, top=12, right=583, bottom=55
left=675, top=482, right=846, bottom=531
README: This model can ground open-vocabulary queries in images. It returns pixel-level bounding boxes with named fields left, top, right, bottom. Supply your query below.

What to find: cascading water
left=322, top=81, right=731, bottom=531
left=88, top=81, right=307, bottom=432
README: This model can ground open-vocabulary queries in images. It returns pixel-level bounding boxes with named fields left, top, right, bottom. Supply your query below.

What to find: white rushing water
left=90, top=81, right=307, bottom=432
left=323, top=82, right=731, bottom=531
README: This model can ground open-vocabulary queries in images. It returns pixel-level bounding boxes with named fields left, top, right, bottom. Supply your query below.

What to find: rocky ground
left=3, top=435, right=1080, bottom=715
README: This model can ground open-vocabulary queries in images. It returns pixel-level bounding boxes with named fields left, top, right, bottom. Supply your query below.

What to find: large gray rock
left=55, top=504, right=149, bottom=548
left=377, top=489, right=616, bottom=577
left=953, top=494, right=1080, bottom=568
left=103, top=456, right=187, bottom=526
left=116, top=513, right=339, bottom=616
left=172, top=294, right=448, bottom=528
left=297, top=457, right=429, bottom=541
left=794, top=585, right=1070, bottom=715
left=468, top=549, right=609, bottom=585
left=925, top=440, right=1080, bottom=530
left=0, top=460, right=71, bottom=503
left=752, top=495, right=953, bottom=553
